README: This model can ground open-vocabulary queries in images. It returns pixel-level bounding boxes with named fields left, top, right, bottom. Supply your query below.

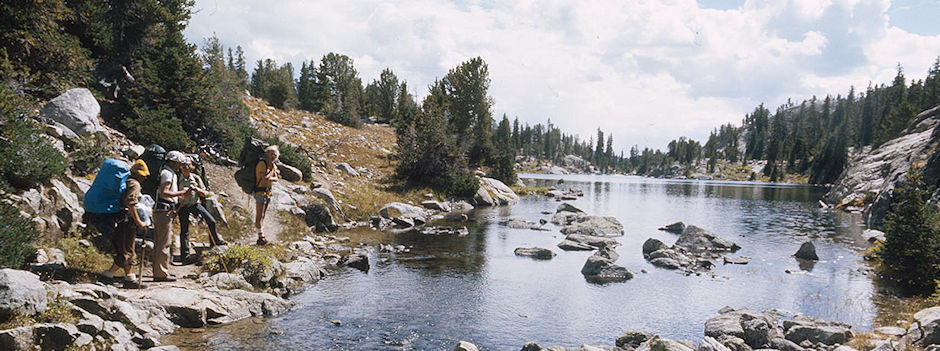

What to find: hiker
left=177, top=159, right=226, bottom=264
left=153, top=150, right=193, bottom=282
left=254, top=145, right=280, bottom=245
left=101, top=159, right=149, bottom=288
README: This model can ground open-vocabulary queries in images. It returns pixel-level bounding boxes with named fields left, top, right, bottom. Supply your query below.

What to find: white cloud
left=184, top=0, right=940, bottom=152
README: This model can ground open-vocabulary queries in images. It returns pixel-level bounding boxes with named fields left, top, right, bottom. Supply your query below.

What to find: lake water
left=169, top=174, right=881, bottom=350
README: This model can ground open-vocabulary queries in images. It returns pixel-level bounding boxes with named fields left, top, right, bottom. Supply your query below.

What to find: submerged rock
left=794, top=241, right=819, bottom=261
left=659, top=221, right=686, bottom=234
left=564, top=234, right=620, bottom=249
left=581, top=248, right=633, bottom=282
left=514, top=247, right=556, bottom=259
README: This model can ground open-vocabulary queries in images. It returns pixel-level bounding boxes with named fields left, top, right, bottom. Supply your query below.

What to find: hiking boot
left=181, top=254, right=198, bottom=265
left=256, top=236, right=269, bottom=246
left=122, top=280, right=147, bottom=289
left=153, top=276, right=177, bottom=282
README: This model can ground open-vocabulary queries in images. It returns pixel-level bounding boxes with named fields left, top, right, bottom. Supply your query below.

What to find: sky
left=183, top=0, right=940, bottom=152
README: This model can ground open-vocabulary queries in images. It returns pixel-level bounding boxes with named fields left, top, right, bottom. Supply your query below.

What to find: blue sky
left=184, top=0, right=940, bottom=152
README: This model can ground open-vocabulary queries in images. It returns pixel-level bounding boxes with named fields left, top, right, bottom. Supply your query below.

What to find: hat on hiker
left=130, top=159, right=150, bottom=177
left=166, top=150, right=186, bottom=163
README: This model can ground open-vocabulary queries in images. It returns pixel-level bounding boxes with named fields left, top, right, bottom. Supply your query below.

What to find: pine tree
left=880, top=172, right=940, bottom=295
left=441, top=57, right=493, bottom=165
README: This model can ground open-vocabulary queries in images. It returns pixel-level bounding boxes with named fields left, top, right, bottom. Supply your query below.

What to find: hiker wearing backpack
left=177, top=159, right=226, bottom=264
left=152, top=151, right=194, bottom=282
left=103, top=159, right=150, bottom=288
left=254, top=145, right=280, bottom=245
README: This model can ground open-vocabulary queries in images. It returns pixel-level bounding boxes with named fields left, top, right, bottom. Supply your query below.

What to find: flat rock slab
left=514, top=247, right=555, bottom=259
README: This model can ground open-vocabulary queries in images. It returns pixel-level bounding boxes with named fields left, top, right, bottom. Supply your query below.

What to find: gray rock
left=874, top=326, right=906, bottom=337
left=863, top=229, right=887, bottom=243
left=794, top=242, right=819, bottom=261
left=642, top=238, right=668, bottom=255
left=476, top=177, right=520, bottom=207
left=39, top=88, right=102, bottom=136
left=715, top=335, right=752, bottom=351
left=342, top=252, right=370, bottom=272
left=278, top=162, right=303, bottom=182
left=521, top=342, right=543, bottom=351
left=504, top=218, right=540, bottom=230
left=560, top=216, right=624, bottom=236
left=122, top=144, right=146, bottom=159
left=455, top=340, right=479, bottom=351
left=723, top=256, right=749, bottom=265
left=50, top=178, right=83, bottom=232
left=379, top=202, right=427, bottom=223
left=150, top=347, right=180, bottom=351
left=557, top=240, right=595, bottom=251
left=905, top=306, right=940, bottom=347
left=202, top=273, right=252, bottom=290
left=557, top=202, right=585, bottom=213
left=421, top=200, right=449, bottom=211
left=0, top=269, right=48, bottom=319
left=617, top=331, right=656, bottom=349
left=302, top=202, right=338, bottom=233
left=551, top=211, right=586, bottom=225
left=565, top=234, right=619, bottom=249
left=650, top=257, right=682, bottom=270
left=783, top=315, right=852, bottom=345
left=769, top=337, right=804, bottom=351
left=283, top=256, right=325, bottom=284
left=74, top=306, right=105, bottom=335
left=675, top=226, right=740, bottom=253
left=100, top=321, right=135, bottom=346
left=660, top=221, right=687, bottom=234
left=638, top=337, right=695, bottom=351
left=514, top=247, right=556, bottom=259
left=699, top=336, right=733, bottom=351
left=336, top=163, right=360, bottom=177
left=581, top=252, right=634, bottom=282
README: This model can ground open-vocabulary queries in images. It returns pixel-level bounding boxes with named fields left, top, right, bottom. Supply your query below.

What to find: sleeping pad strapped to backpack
left=83, top=158, right=130, bottom=214
left=234, top=136, right=268, bottom=194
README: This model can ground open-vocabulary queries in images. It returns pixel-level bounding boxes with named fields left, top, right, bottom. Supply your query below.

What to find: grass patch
left=55, top=234, right=111, bottom=279
left=276, top=210, right=310, bottom=243
left=216, top=201, right=256, bottom=243
left=202, top=243, right=289, bottom=287
left=338, top=178, right=429, bottom=221
left=847, top=332, right=880, bottom=351
left=511, top=185, right=549, bottom=196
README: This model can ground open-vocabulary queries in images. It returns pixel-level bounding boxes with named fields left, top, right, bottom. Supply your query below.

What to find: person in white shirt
left=152, top=151, right=193, bottom=282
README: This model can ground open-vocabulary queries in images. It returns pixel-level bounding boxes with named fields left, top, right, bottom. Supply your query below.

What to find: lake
left=169, top=174, right=882, bottom=350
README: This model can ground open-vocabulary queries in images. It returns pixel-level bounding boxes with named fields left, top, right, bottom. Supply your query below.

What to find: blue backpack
left=83, top=158, right=130, bottom=214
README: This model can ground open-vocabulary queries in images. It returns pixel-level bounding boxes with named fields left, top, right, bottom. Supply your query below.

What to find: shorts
left=254, top=194, right=271, bottom=204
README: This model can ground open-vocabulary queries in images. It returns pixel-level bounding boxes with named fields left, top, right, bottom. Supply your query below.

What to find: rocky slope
left=825, top=104, right=940, bottom=227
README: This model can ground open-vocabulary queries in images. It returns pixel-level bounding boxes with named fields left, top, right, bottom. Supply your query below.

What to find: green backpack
left=139, top=144, right=166, bottom=197
left=234, top=136, right=268, bottom=194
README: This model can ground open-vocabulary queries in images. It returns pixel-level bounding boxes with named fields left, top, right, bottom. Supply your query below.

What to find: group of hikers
left=82, top=143, right=281, bottom=288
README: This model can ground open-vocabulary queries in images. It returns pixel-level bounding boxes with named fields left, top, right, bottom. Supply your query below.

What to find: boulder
left=699, top=336, right=733, bottom=351
left=863, top=229, right=887, bottom=243
left=705, top=308, right=784, bottom=349
left=638, top=337, right=695, bottom=351
left=282, top=256, right=325, bottom=284
left=675, top=226, right=740, bottom=253
left=794, top=242, right=819, bottom=261
left=581, top=251, right=634, bottom=282
left=277, top=163, right=303, bottom=182
left=455, top=340, right=479, bottom=351
left=50, top=179, right=83, bottom=233
left=551, top=211, right=586, bottom=225
left=521, top=342, right=543, bottom=351
left=0, top=269, right=48, bottom=320
left=39, top=88, right=102, bottom=136
left=342, top=251, right=370, bottom=272
left=379, top=202, right=427, bottom=223
left=659, top=221, right=687, bottom=234
left=121, top=144, right=146, bottom=160
left=616, top=331, right=656, bottom=349
left=201, top=273, right=252, bottom=290
left=557, top=240, right=595, bottom=251
left=905, top=306, right=940, bottom=348
left=557, top=202, right=584, bottom=213
left=302, top=203, right=338, bottom=233
left=642, top=238, right=668, bottom=255
left=504, top=218, right=539, bottom=229
left=514, top=247, right=555, bottom=259
left=421, top=200, right=449, bottom=211
left=560, top=216, right=624, bottom=236
left=475, top=177, right=520, bottom=207
left=783, top=315, right=852, bottom=345
left=336, top=163, right=359, bottom=177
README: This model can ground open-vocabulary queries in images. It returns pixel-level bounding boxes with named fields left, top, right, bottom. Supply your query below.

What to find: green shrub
left=203, top=244, right=276, bottom=287
left=326, top=109, right=361, bottom=128
left=123, top=110, right=193, bottom=152
left=0, top=88, right=68, bottom=190
left=0, top=202, right=38, bottom=268
left=69, top=134, right=111, bottom=176
left=880, top=172, right=940, bottom=295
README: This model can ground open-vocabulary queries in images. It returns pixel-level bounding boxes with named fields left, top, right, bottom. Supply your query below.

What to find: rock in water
left=474, top=177, right=520, bottom=206
left=783, top=315, right=853, bottom=345
left=659, top=221, right=686, bottom=234
left=675, top=225, right=740, bottom=253
left=794, top=241, right=819, bottom=261
left=342, top=252, right=370, bottom=272
left=616, top=331, right=656, bottom=349
left=0, top=269, right=48, bottom=320
left=904, top=306, right=940, bottom=347
left=514, top=247, right=555, bottom=259
left=454, top=340, right=479, bottom=351
left=557, top=240, right=595, bottom=251
left=39, top=88, right=102, bottom=136
left=581, top=251, right=634, bottom=282
left=642, top=238, right=668, bottom=255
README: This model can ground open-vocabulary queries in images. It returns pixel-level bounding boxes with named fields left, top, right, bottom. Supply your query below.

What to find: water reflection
left=170, top=175, right=894, bottom=350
